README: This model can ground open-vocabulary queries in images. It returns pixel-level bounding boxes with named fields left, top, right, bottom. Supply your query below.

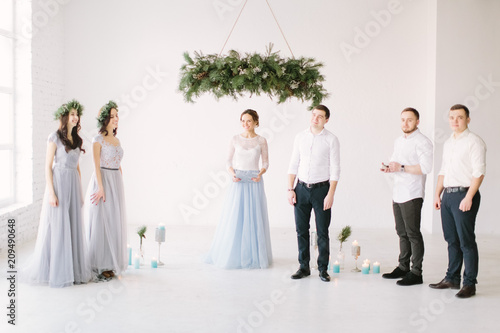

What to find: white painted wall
left=432, top=0, right=500, bottom=234
left=3, top=0, right=498, bottom=254
left=0, top=0, right=66, bottom=251
left=61, top=0, right=482, bottom=234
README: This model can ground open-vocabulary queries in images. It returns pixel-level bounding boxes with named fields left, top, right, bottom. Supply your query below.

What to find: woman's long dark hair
left=99, top=107, right=118, bottom=137
left=57, top=114, right=85, bottom=153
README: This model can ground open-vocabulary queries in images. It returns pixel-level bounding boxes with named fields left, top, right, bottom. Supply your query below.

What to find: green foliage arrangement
left=97, top=100, right=118, bottom=127
left=337, top=225, right=352, bottom=251
left=54, top=99, right=84, bottom=120
left=179, top=44, right=329, bottom=109
left=137, top=225, right=147, bottom=249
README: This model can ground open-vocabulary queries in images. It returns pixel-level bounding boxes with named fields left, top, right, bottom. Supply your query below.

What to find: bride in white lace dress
left=205, top=109, right=273, bottom=269
left=85, top=101, right=127, bottom=280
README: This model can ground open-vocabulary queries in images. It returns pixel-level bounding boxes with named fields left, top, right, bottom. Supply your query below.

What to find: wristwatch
left=288, top=188, right=294, bottom=191
left=400, top=165, right=405, bottom=172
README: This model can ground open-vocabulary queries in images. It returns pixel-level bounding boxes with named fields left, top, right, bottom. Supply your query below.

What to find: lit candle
left=351, top=240, right=360, bottom=256
left=332, top=260, right=340, bottom=273
left=373, top=261, right=380, bottom=274
left=151, top=257, right=158, bottom=268
left=362, top=263, right=369, bottom=274
left=134, top=254, right=140, bottom=269
left=128, top=244, right=132, bottom=266
left=363, top=259, right=371, bottom=270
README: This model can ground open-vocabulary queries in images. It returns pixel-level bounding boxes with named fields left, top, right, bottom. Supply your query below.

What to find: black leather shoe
left=382, top=267, right=409, bottom=279
left=429, top=278, right=460, bottom=290
left=319, top=270, right=330, bottom=282
left=456, top=285, right=476, bottom=298
left=396, top=272, right=423, bottom=286
left=291, top=268, right=311, bottom=280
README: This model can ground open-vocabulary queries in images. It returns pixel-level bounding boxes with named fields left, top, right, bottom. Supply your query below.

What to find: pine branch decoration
left=337, top=225, right=352, bottom=244
left=178, top=44, right=329, bottom=110
left=137, top=225, right=147, bottom=241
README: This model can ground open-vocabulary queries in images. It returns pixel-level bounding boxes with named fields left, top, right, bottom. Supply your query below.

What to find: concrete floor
left=1, top=226, right=499, bottom=333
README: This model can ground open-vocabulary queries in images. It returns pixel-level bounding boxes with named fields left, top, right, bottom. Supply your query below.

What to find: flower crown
left=97, top=100, right=118, bottom=127
left=54, top=99, right=84, bottom=120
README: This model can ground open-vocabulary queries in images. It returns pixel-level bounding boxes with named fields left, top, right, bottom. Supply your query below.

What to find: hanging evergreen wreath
left=178, top=44, right=329, bottom=109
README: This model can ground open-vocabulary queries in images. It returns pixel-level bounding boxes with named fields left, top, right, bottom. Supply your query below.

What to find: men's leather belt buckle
left=446, top=187, right=469, bottom=193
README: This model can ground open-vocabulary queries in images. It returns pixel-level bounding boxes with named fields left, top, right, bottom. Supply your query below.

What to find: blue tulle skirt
left=204, top=170, right=273, bottom=269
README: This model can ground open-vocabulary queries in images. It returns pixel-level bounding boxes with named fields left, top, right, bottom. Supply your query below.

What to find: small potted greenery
left=137, top=225, right=147, bottom=263
left=336, top=226, right=352, bottom=269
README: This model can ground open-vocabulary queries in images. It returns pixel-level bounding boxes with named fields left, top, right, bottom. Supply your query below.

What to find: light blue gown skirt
left=205, top=170, right=273, bottom=269
left=85, top=168, right=128, bottom=279
left=21, top=166, right=91, bottom=287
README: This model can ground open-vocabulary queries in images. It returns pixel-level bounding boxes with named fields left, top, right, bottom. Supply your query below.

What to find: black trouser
left=393, top=198, right=424, bottom=276
left=441, top=190, right=480, bottom=286
left=294, top=181, right=331, bottom=271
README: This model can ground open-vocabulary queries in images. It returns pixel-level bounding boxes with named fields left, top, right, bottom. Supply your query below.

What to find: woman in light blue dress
left=205, top=109, right=273, bottom=269
left=86, top=101, right=127, bottom=280
left=22, top=99, right=91, bottom=288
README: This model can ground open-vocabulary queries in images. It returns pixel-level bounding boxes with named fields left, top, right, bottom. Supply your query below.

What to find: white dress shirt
left=390, top=129, right=433, bottom=203
left=439, top=128, right=486, bottom=187
left=288, top=127, right=340, bottom=184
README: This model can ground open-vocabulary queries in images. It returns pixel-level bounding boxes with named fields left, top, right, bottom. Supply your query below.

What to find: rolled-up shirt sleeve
left=329, top=136, right=341, bottom=181
left=287, top=134, right=300, bottom=175
left=417, top=138, right=433, bottom=175
left=470, top=136, right=486, bottom=178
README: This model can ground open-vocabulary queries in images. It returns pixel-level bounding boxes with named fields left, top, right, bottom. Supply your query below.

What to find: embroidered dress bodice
left=93, top=134, right=124, bottom=169
left=48, top=132, right=80, bottom=169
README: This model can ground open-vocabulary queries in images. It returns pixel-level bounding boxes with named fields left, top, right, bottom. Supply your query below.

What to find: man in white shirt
left=430, top=104, right=486, bottom=298
left=287, top=105, right=340, bottom=282
left=381, top=108, right=433, bottom=286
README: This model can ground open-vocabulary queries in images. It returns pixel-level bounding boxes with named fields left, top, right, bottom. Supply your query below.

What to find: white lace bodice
left=226, top=134, right=269, bottom=171
left=92, top=134, right=124, bottom=169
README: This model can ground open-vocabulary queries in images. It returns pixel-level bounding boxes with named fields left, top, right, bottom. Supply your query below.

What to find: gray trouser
left=393, top=198, right=424, bottom=276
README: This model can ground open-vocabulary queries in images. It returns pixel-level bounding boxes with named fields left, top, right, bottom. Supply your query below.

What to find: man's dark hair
left=313, top=105, right=330, bottom=119
left=402, top=107, right=419, bottom=120
left=450, top=104, right=470, bottom=118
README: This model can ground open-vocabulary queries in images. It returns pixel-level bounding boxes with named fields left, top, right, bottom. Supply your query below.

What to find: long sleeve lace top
left=226, top=134, right=269, bottom=171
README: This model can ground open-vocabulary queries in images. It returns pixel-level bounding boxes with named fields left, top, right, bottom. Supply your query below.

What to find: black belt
left=298, top=180, right=329, bottom=189
left=101, top=167, right=119, bottom=171
left=445, top=186, right=469, bottom=194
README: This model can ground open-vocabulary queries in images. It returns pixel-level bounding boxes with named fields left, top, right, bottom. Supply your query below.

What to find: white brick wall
left=0, top=0, right=65, bottom=253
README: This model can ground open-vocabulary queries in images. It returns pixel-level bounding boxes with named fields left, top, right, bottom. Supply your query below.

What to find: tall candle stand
left=351, top=241, right=361, bottom=272
left=155, top=225, right=166, bottom=266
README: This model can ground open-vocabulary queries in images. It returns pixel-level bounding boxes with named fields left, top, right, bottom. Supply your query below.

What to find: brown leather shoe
left=429, top=278, right=460, bottom=289
left=456, top=285, right=476, bottom=298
